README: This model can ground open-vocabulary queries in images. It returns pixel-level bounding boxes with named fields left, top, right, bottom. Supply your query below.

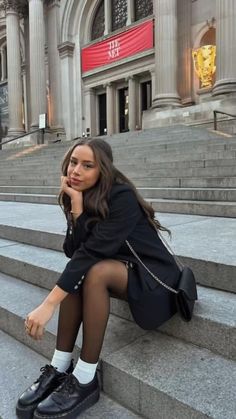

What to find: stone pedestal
left=5, top=4, right=24, bottom=135
left=213, top=0, right=236, bottom=96
left=152, top=0, right=181, bottom=108
left=29, top=0, right=47, bottom=128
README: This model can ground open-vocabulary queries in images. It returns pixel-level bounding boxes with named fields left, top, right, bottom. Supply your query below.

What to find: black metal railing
left=213, top=110, right=236, bottom=131
left=0, top=128, right=44, bottom=149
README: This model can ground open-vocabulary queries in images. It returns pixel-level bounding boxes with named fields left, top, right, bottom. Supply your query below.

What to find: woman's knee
left=84, top=260, right=113, bottom=289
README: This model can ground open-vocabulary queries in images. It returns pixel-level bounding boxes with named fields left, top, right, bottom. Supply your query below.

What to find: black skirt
left=127, top=260, right=179, bottom=330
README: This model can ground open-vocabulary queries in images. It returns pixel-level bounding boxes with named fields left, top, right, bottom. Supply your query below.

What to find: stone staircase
left=0, top=125, right=236, bottom=418
left=0, top=125, right=236, bottom=217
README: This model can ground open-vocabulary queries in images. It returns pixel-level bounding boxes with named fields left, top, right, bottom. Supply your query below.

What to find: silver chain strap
left=125, top=239, right=179, bottom=295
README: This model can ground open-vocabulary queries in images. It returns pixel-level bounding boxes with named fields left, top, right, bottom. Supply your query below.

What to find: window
left=112, top=0, right=127, bottom=31
left=135, top=0, right=153, bottom=21
left=91, top=1, right=105, bottom=41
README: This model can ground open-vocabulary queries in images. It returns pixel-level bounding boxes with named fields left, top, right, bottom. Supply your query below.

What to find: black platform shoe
left=16, top=362, right=73, bottom=419
left=33, top=373, right=100, bottom=419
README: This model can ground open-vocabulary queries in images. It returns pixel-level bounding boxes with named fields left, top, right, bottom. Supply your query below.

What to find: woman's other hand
left=24, top=301, right=56, bottom=340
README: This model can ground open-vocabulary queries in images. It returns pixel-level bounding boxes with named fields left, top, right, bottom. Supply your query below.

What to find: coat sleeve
left=63, top=213, right=89, bottom=258
left=57, top=187, right=142, bottom=293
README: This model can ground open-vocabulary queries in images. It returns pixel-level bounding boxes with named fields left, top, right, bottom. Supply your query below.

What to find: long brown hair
left=58, top=137, right=170, bottom=234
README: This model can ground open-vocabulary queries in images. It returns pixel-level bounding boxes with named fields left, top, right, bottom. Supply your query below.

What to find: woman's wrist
left=44, top=286, right=68, bottom=307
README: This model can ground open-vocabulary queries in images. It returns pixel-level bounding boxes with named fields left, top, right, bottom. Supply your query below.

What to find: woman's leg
left=49, top=292, right=83, bottom=373
left=80, top=259, right=128, bottom=363
left=56, top=292, right=83, bottom=352
left=32, top=260, right=128, bottom=418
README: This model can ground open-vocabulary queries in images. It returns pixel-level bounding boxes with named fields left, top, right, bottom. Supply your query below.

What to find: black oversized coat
left=57, top=183, right=181, bottom=330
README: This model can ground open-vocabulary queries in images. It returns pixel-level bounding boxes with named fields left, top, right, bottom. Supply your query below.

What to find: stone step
left=1, top=140, right=236, bottom=159
left=140, top=187, right=236, bottom=201
left=149, top=198, right=236, bottom=218
left=0, top=332, right=142, bottom=419
left=134, top=177, right=236, bottom=188
left=0, top=192, right=57, bottom=205
left=2, top=140, right=229, bottom=164
left=0, top=237, right=235, bottom=361
left=0, top=201, right=235, bottom=294
left=2, top=162, right=236, bottom=178
left=1, top=150, right=236, bottom=170
left=0, top=193, right=235, bottom=217
left=102, top=332, right=236, bottom=419
left=1, top=186, right=236, bottom=202
left=0, top=276, right=235, bottom=419
left=1, top=175, right=236, bottom=189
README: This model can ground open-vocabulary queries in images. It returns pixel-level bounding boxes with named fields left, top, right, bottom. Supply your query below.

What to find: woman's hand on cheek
left=60, top=176, right=72, bottom=195
left=60, top=176, right=79, bottom=198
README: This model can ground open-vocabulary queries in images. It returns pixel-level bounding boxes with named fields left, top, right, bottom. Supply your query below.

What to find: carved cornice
left=58, top=42, right=75, bottom=59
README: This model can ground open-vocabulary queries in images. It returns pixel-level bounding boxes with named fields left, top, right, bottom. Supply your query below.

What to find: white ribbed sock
left=51, top=349, right=73, bottom=373
left=72, top=358, right=98, bottom=384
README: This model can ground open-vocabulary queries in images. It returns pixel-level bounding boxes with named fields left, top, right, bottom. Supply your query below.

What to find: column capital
left=125, top=75, right=137, bottom=82
left=2, top=0, right=28, bottom=17
left=58, top=42, right=75, bottom=59
left=46, top=0, right=60, bottom=8
left=103, top=82, right=113, bottom=88
left=3, top=0, right=20, bottom=13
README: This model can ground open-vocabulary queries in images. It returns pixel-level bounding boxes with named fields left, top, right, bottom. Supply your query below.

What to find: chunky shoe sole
left=16, top=401, right=38, bottom=419
left=33, top=388, right=100, bottom=419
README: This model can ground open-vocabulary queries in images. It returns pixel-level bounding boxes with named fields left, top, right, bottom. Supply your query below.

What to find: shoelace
left=55, top=374, right=75, bottom=396
left=35, top=365, right=54, bottom=384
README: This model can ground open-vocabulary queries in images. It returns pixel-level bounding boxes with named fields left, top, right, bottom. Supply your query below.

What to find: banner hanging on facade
left=81, top=20, right=154, bottom=73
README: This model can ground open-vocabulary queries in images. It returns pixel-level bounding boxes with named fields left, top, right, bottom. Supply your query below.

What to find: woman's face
left=67, top=145, right=100, bottom=192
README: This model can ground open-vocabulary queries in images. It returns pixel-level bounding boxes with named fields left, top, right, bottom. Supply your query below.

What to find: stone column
left=213, top=0, right=236, bottom=96
left=127, top=0, right=135, bottom=25
left=24, top=14, right=31, bottom=128
left=177, top=0, right=192, bottom=105
left=5, top=1, right=24, bottom=135
left=128, top=76, right=137, bottom=131
left=0, top=47, right=7, bottom=81
left=106, top=83, right=115, bottom=135
left=58, top=42, right=75, bottom=140
left=152, top=0, right=181, bottom=108
left=84, top=88, right=97, bottom=137
left=47, top=0, right=63, bottom=130
left=104, top=0, right=112, bottom=35
left=28, top=0, right=47, bottom=128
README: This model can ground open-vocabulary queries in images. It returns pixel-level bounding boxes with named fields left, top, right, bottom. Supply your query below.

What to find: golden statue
left=192, top=45, right=216, bottom=88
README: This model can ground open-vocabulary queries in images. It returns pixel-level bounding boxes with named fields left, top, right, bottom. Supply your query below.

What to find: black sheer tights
left=56, top=260, right=128, bottom=363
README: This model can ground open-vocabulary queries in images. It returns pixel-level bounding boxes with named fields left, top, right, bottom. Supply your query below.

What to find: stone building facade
left=0, top=0, right=235, bottom=141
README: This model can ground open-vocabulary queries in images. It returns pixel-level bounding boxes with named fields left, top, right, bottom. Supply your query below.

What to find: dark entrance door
left=141, top=81, right=152, bottom=111
left=98, top=93, right=107, bottom=135
left=119, top=88, right=129, bottom=133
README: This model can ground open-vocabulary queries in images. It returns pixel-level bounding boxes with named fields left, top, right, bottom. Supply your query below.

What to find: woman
left=16, top=138, right=180, bottom=419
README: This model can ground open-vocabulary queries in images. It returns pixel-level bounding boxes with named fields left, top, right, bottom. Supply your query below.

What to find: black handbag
left=125, top=235, right=198, bottom=323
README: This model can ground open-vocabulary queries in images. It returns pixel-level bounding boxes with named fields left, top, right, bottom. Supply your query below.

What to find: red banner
left=81, top=20, right=153, bottom=73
